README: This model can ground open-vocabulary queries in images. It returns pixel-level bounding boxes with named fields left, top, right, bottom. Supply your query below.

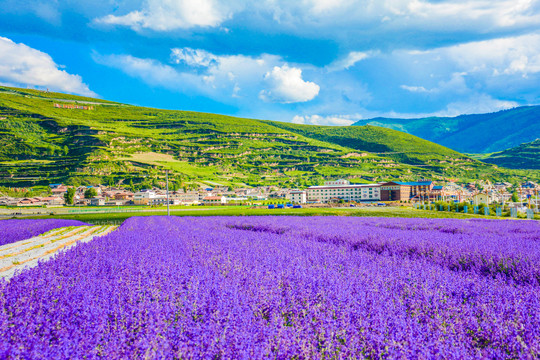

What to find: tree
left=511, top=191, right=519, bottom=202
left=64, top=188, right=76, bottom=205
left=84, top=188, right=97, bottom=199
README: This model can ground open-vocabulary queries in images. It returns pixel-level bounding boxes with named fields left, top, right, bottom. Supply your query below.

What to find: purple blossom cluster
left=0, top=219, right=89, bottom=246
left=1, top=216, right=539, bottom=358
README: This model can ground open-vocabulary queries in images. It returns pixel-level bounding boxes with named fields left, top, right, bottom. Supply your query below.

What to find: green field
left=14, top=206, right=523, bottom=224
left=0, top=86, right=537, bottom=190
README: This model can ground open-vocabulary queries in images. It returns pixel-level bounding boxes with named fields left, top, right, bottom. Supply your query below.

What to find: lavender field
left=1, top=216, right=539, bottom=358
left=0, top=219, right=90, bottom=246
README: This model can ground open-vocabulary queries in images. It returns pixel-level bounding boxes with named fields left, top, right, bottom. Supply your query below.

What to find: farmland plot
left=0, top=219, right=89, bottom=246
left=0, top=224, right=117, bottom=280
left=0, top=216, right=539, bottom=359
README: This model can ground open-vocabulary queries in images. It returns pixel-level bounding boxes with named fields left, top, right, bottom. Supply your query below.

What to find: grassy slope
left=476, top=139, right=540, bottom=169
left=352, top=106, right=540, bottom=153
left=264, top=121, right=534, bottom=181
left=0, top=86, right=537, bottom=188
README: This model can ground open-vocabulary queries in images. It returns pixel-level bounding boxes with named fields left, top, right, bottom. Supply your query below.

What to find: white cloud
left=444, top=33, right=540, bottom=77
left=307, top=0, right=356, bottom=14
left=259, top=65, right=320, bottom=103
left=170, top=48, right=284, bottom=99
left=384, top=33, right=540, bottom=114
left=292, top=114, right=357, bottom=126
left=327, top=51, right=371, bottom=72
left=95, top=0, right=233, bottom=31
left=404, top=0, right=540, bottom=28
left=1, top=0, right=61, bottom=24
left=400, top=85, right=430, bottom=93
left=170, top=48, right=218, bottom=67
left=0, top=37, right=96, bottom=97
left=292, top=115, right=306, bottom=124
left=93, top=53, right=204, bottom=93
left=97, top=49, right=319, bottom=105
left=438, top=94, right=519, bottom=117
left=260, top=0, right=540, bottom=37
left=93, top=0, right=540, bottom=37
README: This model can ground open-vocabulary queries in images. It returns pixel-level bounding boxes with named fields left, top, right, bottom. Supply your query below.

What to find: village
left=1, top=179, right=538, bottom=211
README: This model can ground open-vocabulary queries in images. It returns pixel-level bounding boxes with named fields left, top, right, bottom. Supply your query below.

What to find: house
left=51, top=186, right=69, bottom=196
left=90, top=197, right=105, bottom=206
left=105, top=200, right=128, bottom=206
left=522, top=181, right=538, bottom=189
left=198, top=192, right=214, bottom=202
left=74, top=198, right=90, bottom=206
left=0, top=197, right=18, bottom=206
left=402, top=181, right=433, bottom=198
left=380, top=182, right=411, bottom=201
left=114, top=191, right=134, bottom=201
left=39, top=196, right=65, bottom=206
left=150, top=196, right=181, bottom=206
left=175, top=191, right=199, bottom=205
left=474, top=193, right=493, bottom=205
left=268, top=190, right=288, bottom=199
left=17, top=198, right=43, bottom=207
left=306, top=181, right=381, bottom=203
left=203, top=196, right=227, bottom=205
left=133, top=190, right=156, bottom=205
left=288, top=190, right=307, bottom=204
left=431, top=186, right=444, bottom=200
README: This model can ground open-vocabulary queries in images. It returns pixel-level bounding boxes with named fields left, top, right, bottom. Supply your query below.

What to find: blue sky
left=1, top=0, right=540, bottom=125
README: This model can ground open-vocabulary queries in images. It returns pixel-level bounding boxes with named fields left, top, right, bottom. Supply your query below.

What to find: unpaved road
left=0, top=225, right=117, bottom=280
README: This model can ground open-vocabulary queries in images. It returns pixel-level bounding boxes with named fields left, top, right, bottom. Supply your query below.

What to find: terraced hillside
left=477, top=139, right=540, bottom=170
left=0, top=86, right=536, bottom=188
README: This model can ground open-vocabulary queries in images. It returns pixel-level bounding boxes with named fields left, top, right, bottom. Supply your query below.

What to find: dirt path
left=0, top=225, right=117, bottom=280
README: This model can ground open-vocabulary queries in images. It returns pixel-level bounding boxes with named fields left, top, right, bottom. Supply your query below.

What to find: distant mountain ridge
left=352, top=106, right=540, bottom=154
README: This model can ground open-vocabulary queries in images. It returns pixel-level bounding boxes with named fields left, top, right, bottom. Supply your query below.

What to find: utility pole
left=166, top=169, right=170, bottom=216
left=534, top=189, right=540, bottom=212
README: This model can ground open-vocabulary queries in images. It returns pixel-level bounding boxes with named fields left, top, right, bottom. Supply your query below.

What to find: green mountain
left=352, top=106, right=540, bottom=154
left=0, top=86, right=536, bottom=189
left=475, top=139, right=540, bottom=170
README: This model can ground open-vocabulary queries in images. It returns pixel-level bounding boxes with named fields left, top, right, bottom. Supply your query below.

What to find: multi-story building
left=175, top=191, right=199, bottom=205
left=380, top=182, right=411, bottom=201
left=406, top=181, right=433, bottom=198
left=133, top=190, right=156, bottom=205
left=150, top=197, right=181, bottom=206
left=306, top=180, right=380, bottom=203
left=203, top=196, right=227, bottom=205
left=288, top=190, right=307, bottom=204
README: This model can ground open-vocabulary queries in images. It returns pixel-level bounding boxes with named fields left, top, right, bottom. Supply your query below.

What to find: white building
left=175, top=191, right=199, bottom=205
left=473, top=193, right=493, bottom=205
left=133, top=190, right=156, bottom=205
left=324, top=179, right=350, bottom=186
left=306, top=180, right=381, bottom=203
left=288, top=190, right=307, bottom=204
left=203, top=196, right=227, bottom=205
left=150, top=196, right=181, bottom=206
